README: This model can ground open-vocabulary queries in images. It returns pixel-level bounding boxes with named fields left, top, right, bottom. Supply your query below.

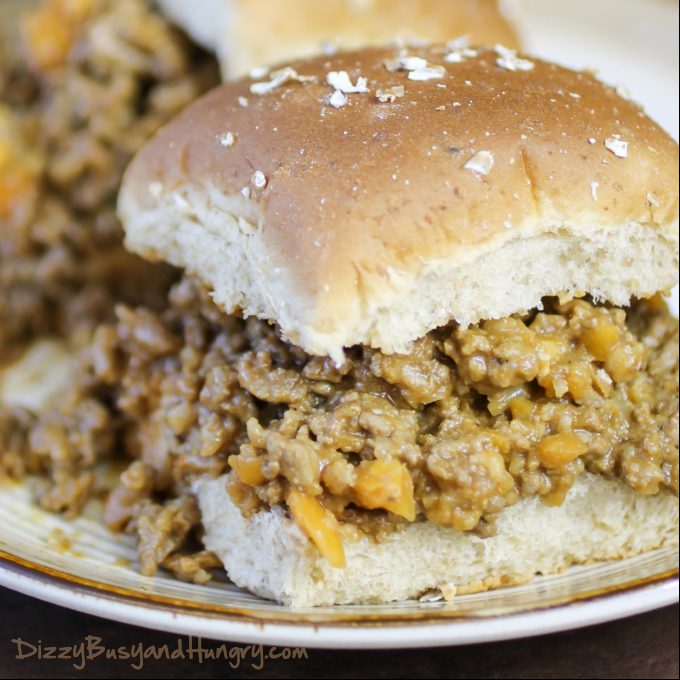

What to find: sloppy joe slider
left=116, top=45, right=679, bottom=606
left=155, top=0, right=519, bottom=79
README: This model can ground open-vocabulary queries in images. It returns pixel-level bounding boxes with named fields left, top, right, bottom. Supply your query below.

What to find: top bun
left=119, top=46, right=679, bottom=363
left=156, top=0, right=520, bottom=79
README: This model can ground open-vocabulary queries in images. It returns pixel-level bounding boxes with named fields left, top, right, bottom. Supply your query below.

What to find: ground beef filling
left=10, top=278, right=676, bottom=572
left=0, top=0, right=219, bottom=353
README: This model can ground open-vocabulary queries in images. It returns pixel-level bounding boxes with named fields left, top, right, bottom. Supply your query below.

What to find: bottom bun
left=195, top=474, right=679, bottom=608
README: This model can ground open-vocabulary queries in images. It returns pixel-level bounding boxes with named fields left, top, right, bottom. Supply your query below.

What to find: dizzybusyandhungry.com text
left=12, top=635, right=308, bottom=670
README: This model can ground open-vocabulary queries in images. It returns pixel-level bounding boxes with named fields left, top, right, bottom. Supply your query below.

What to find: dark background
left=0, top=587, right=677, bottom=679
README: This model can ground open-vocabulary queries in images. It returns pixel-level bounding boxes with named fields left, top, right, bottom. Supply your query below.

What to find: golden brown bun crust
left=157, top=0, right=520, bottom=79
left=120, top=46, right=679, bottom=359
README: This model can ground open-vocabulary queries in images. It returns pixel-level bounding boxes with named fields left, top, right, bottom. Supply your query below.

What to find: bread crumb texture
left=196, top=473, right=679, bottom=607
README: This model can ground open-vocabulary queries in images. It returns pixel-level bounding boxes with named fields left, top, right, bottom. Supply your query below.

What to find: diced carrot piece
left=287, top=489, right=346, bottom=568
left=353, top=458, right=416, bottom=522
left=22, top=8, right=74, bottom=70
left=510, top=397, right=537, bottom=420
left=228, top=453, right=267, bottom=487
left=538, top=432, right=587, bottom=469
left=584, top=324, right=620, bottom=362
left=0, top=168, right=36, bottom=217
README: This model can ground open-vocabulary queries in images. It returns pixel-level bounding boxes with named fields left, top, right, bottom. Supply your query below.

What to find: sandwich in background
left=156, top=0, right=520, bottom=79
left=0, top=0, right=221, bottom=357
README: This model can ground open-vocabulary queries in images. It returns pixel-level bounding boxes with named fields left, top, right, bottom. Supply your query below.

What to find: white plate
left=0, top=478, right=677, bottom=649
left=0, top=0, right=678, bottom=649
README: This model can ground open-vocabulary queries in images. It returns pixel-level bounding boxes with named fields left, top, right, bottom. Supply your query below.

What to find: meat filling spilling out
left=3, top=276, right=677, bottom=573
left=0, top=0, right=219, bottom=355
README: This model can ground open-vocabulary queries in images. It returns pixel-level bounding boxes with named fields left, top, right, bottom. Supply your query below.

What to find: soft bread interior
left=125, top=190, right=679, bottom=362
left=195, top=473, right=679, bottom=607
